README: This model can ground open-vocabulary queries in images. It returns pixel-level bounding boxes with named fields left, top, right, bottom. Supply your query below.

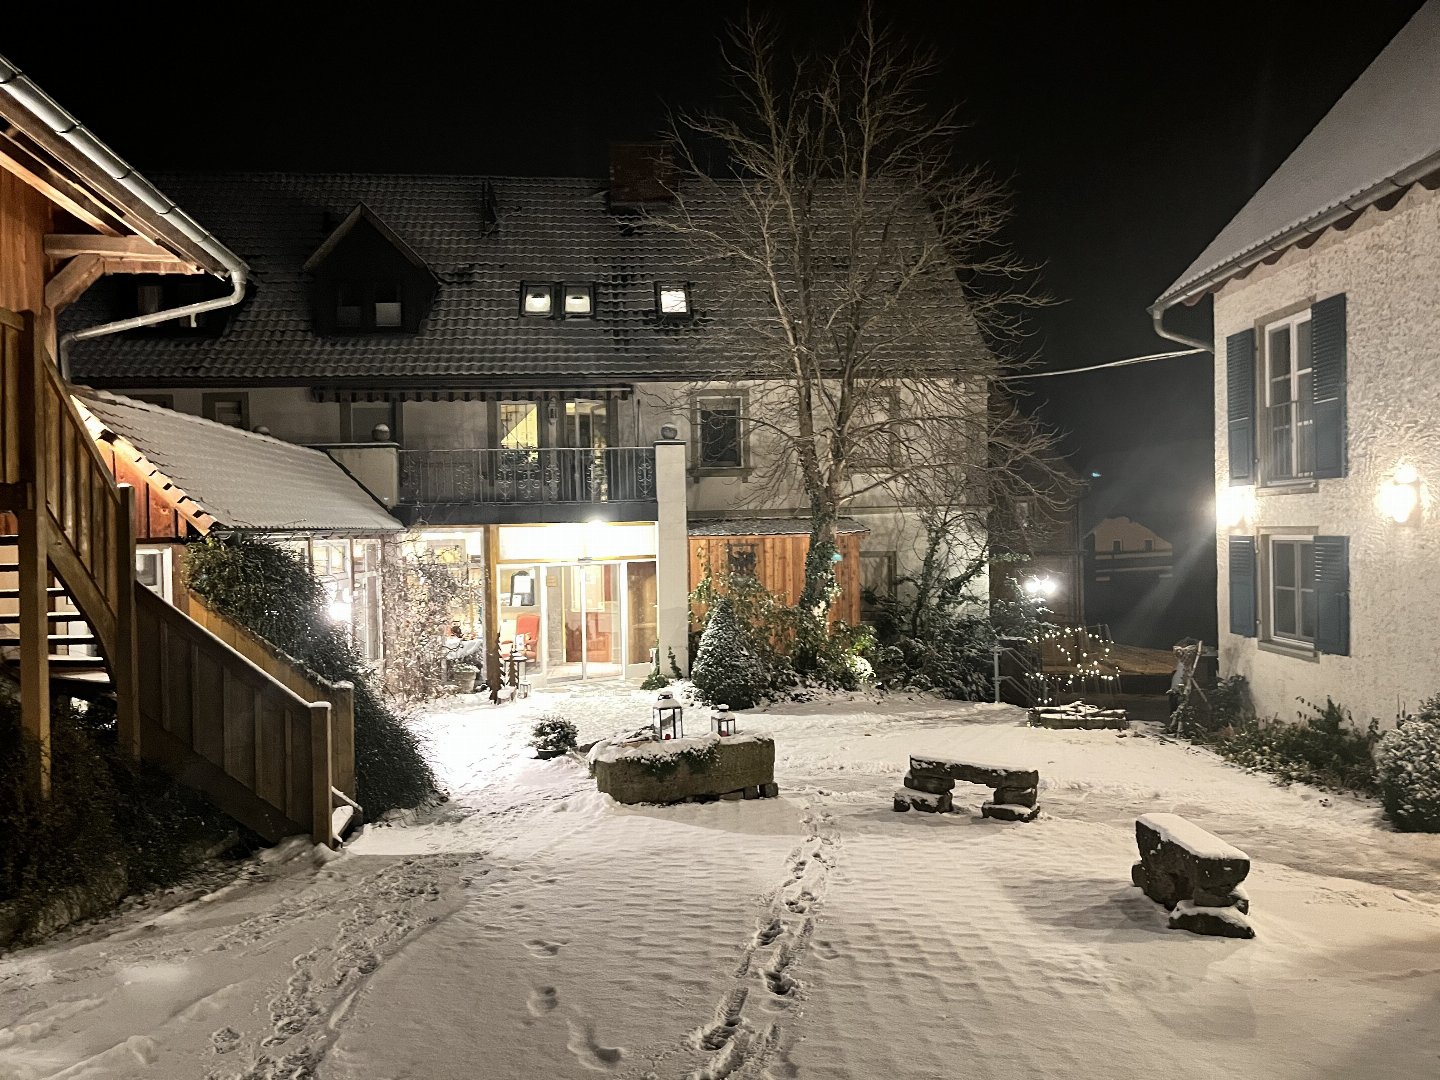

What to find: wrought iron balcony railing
left=1262, top=400, right=1315, bottom=482
left=398, top=446, right=658, bottom=505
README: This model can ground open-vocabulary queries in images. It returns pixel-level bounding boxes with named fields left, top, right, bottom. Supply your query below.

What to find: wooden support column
left=112, top=484, right=139, bottom=760
left=331, top=681, right=356, bottom=800
left=485, top=525, right=502, bottom=704
left=15, top=310, right=50, bottom=795
left=309, top=700, right=335, bottom=847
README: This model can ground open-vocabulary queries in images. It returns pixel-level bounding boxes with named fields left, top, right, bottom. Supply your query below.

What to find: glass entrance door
left=554, top=562, right=621, bottom=680
left=558, top=400, right=609, bottom=501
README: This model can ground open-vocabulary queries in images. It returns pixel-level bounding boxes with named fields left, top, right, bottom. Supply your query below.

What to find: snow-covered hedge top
left=588, top=731, right=771, bottom=767
left=1139, top=813, right=1249, bottom=862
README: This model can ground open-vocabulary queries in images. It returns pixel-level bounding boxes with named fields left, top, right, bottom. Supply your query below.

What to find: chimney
left=608, top=142, right=676, bottom=209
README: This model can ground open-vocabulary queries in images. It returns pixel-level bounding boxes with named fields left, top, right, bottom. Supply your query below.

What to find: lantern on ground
left=711, top=704, right=738, bottom=737
left=654, top=690, right=683, bottom=741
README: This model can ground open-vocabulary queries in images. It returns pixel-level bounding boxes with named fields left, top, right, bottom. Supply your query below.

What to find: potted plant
left=530, top=714, right=579, bottom=760
left=450, top=663, right=479, bottom=694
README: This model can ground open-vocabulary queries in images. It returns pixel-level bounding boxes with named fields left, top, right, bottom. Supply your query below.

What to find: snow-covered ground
left=2, top=685, right=1439, bottom=1079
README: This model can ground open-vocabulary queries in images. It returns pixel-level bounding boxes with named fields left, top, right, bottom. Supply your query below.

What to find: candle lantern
left=654, top=690, right=684, bottom=740
left=711, top=704, right=738, bottom=737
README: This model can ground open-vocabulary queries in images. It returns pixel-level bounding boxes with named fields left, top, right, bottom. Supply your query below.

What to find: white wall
left=1213, top=184, right=1440, bottom=725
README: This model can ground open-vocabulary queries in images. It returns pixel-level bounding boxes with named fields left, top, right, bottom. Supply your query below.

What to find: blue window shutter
left=1311, top=294, right=1347, bottom=478
left=1314, top=535, right=1350, bottom=655
left=1228, top=536, right=1257, bottom=637
left=1226, top=329, right=1256, bottom=484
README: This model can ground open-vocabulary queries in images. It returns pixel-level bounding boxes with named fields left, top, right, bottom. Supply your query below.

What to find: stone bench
left=893, top=754, right=1041, bottom=821
left=589, top=733, right=777, bottom=805
left=1131, top=813, right=1253, bottom=938
left=1029, top=701, right=1129, bottom=730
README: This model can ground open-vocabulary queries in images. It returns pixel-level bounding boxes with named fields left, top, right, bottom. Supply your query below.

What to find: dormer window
left=522, top=283, right=554, bottom=316
left=657, top=283, right=692, bottom=320
left=374, top=283, right=403, bottom=328
left=305, top=203, right=438, bottom=336
left=564, top=283, right=594, bottom=317
left=333, top=282, right=402, bottom=332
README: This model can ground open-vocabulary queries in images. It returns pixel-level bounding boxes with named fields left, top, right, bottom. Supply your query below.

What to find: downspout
left=0, top=57, right=249, bottom=378
left=1149, top=301, right=1213, bottom=355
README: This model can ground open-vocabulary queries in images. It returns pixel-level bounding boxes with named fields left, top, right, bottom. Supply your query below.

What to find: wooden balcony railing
left=398, top=446, right=658, bottom=506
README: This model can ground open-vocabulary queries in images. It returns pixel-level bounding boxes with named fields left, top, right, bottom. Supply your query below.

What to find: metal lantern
left=711, top=704, right=738, bottom=737
left=654, top=690, right=684, bottom=741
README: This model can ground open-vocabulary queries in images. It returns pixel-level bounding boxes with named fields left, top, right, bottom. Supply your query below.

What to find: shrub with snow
left=529, top=714, right=579, bottom=757
left=1377, top=698, right=1440, bottom=832
left=690, top=596, right=768, bottom=710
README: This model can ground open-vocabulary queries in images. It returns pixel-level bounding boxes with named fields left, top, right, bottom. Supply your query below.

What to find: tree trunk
left=799, top=496, right=840, bottom=621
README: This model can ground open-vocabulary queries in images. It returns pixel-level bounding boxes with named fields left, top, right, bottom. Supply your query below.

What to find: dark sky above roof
left=4, top=0, right=1425, bottom=640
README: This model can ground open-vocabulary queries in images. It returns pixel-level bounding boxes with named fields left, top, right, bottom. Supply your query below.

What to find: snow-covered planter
left=1377, top=700, right=1440, bottom=832
left=530, top=714, right=579, bottom=759
left=588, top=732, right=776, bottom=805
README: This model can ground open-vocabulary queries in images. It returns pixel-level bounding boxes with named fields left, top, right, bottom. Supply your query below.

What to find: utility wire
left=999, top=347, right=1205, bottom=381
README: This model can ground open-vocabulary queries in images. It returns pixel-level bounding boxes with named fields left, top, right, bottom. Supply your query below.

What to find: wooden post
left=16, top=311, right=50, bottom=796
left=332, top=681, right=356, bottom=800
left=309, top=700, right=334, bottom=847
left=484, top=525, right=502, bottom=704
left=112, top=485, right=140, bottom=760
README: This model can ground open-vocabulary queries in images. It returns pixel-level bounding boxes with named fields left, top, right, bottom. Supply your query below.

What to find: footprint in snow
left=527, top=986, right=560, bottom=1016
left=211, top=1027, right=241, bottom=1054
left=566, top=1018, right=625, bottom=1071
left=526, top=938, right=566, bottom=956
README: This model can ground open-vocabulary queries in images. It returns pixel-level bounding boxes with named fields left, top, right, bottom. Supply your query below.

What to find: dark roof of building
left=77, top=390, right=401, bottom=534
left=67, top=172, right=976, bottom=389
left=687, top=517, right=869, bottom=537
left=1156, top=0, right=1440, bottom=307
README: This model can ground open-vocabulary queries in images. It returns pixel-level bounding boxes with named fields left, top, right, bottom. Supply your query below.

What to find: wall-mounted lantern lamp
left=1380, top=464, right=1422, bottom=524
left=1217, top=488, right=1255, bottom=530
left=1022, top=575, right=1058, bottom=599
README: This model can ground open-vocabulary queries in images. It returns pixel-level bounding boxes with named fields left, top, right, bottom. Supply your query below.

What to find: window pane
left=1274, top=587, right=1297, bottom=636
left=1273, top=540, right=1296, bottom=589
left=523, top=285, right=553, bottom=315
left=1268, top=326, right=1291, bottom=382
left=499, top=402, right=539, bottom=448
left=1296, top=318, right=1312, bottom=374
left=564, top=285, right=593, bottom=315
left=1300, top=587, right=1316, bottom=639
left=211, top=400, right=245, bottom=427
left=336, top=283, right=362, bottom=328
left=700, top=406, right=740, bottom=466
left=374, top=284, right=402, bottom=327
left=659, top=285, right=689, bottom=314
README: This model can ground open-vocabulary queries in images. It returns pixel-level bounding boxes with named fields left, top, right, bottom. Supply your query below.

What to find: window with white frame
left=521, top=282, right=554, bottom=316
left=563, top=283, right=594, bottom=317
left=1261, top=311, right=1315, bottom=483
left=657, top=283, right=691, bottom=319
left=696, top=396, right=743, bottom=468
left=1268, top=535, right=1316, bottom=644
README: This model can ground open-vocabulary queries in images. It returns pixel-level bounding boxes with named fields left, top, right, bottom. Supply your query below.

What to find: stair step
left=0, top=587, right=67, bottom=599
left=1, top=653, right=107, bottom=668
left=0, top=563, right=18, bottom=573
left=0, top=633, right=99, bottom=647
left=0, top=611, right=85, bottom=623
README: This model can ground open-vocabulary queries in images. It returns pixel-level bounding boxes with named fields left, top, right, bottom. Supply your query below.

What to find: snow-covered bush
left=1377, top=699, right=1440, bottom=832
left=529, top=714, right=579, bottom=757
left=1215, top=697, right=1379, bottom=794
left=691, top=597, right=769, bottom=710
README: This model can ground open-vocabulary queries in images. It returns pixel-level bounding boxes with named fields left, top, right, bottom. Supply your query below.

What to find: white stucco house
left=1150, top=0, right=1440, bottom=726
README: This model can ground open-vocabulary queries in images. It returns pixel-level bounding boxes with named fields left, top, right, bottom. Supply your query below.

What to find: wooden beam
left=44, top=234, right=183, bottom=261
left=99, top=257, right=202, bottom=276
left=44, top=253, right=104, bottom=311
left=0, top=147, right=121, bottom=236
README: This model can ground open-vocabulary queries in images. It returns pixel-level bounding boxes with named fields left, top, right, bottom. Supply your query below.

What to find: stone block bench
left=589, top=733, right=777, bottom=805
left=1131, top=813, right=1253, bottom=938
left=1029, top=701, right=1129, bottom=730
left=893, top=754, right=1041, bottom=821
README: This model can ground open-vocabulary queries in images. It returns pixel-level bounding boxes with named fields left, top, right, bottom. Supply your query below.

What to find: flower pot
left=450, top=667, right=478, bottom=694
left=535, top=747, right=568, bottom=760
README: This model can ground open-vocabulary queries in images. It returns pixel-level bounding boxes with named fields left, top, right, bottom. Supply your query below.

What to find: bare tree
left=657, top=4, right=1070, bottom=640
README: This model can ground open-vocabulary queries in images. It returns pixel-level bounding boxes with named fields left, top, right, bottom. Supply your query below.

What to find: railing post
left=112, top=485, right=140, bottom=760
left=309, top=700, right=334, bottom=847
left=332, top=681, right=356, bottom=800
left=16, top=311, right=51, bottom=796
left=993, top=644, right=1002, bottom=704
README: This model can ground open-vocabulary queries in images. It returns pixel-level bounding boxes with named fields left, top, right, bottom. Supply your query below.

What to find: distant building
left=1150, top=2, right=1440, bottom=724
left=1087, top=517, right=1173, bottom=583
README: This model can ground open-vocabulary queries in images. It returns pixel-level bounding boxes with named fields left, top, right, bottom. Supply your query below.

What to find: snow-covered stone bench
left=893, top=754, right=1041, bottom=821
left=1131, top=813, right=1253, bottom=938
left=1029, top=701, right=1129, bottom=730
left=588, top=733, right=777, bottom=805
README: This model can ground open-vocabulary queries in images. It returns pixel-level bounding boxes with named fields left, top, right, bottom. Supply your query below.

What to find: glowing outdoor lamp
left=654, top=690, right=684, bottom=741
left=1217, top=487, right=1254, bottom=529
left=711, top=704, right=738, bottom=737
left=327, top=588, right=353, bottom=624
left=1380, top=464, right=1422, bottom=524
left=1023, top=575, right=1058, bottom=599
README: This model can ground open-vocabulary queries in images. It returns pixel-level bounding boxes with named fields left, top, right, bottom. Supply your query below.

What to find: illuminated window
left=374, top=283, right=403, bottom=328
left=564, top=283, right=594, bottom=317
left=522, top=283, right=554, bottom=316
left=657, top=283, right=691, bottom=319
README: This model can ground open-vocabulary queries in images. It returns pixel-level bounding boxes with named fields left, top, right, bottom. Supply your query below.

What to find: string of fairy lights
left=1024, top=624, right=1121, bottom=705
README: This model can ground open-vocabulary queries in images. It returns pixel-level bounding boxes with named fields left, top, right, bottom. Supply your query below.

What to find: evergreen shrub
left=690, top=596, right=770, bottom=710
left=529, top=714, right=579, bottom=757
left=1376, top=698, right=1440, bottom=832
left=185, top=536, right=437, bottom=816
left=1215, top=697, right=1379, bottom=794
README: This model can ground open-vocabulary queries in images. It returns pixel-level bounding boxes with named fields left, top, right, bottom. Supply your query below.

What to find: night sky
left=4, top=0, right=1425, bottom=645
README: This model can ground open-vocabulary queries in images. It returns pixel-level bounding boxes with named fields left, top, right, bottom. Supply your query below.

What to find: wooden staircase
left=0, top=307, right=352, bottom=846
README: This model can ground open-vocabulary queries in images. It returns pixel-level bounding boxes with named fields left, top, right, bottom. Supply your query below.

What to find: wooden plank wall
left=688, top=531, right=863, bottom=627
left=94, top=441, right=192, bottom=541
left=0, top=170, right=51, bottom=317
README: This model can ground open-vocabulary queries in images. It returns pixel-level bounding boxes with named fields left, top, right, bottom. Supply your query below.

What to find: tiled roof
left=67, top=172, right=975, bottom=387
left=1157, top=0, right=1440, bottom=306
left=687, top=517, right=869, bottom=537
left=77, top=390, right=401, bottom=534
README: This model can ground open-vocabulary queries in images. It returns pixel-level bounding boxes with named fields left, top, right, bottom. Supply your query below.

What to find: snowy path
left=2, top=686, right=1439, bottom=1079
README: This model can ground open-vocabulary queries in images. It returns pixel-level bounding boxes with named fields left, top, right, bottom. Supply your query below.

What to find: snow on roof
left=687, top=517, right=869, bottom=537
left=1156, top=0, right=1440, bottom=307
left=77, top=390, right=401, bottom=535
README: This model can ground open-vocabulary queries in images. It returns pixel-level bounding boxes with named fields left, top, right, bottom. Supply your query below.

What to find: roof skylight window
left=657, top=283, right=691, bottom=319
left=564, top=283, right=595, bottom=317
left=522, top=283, right=554, bottom=316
